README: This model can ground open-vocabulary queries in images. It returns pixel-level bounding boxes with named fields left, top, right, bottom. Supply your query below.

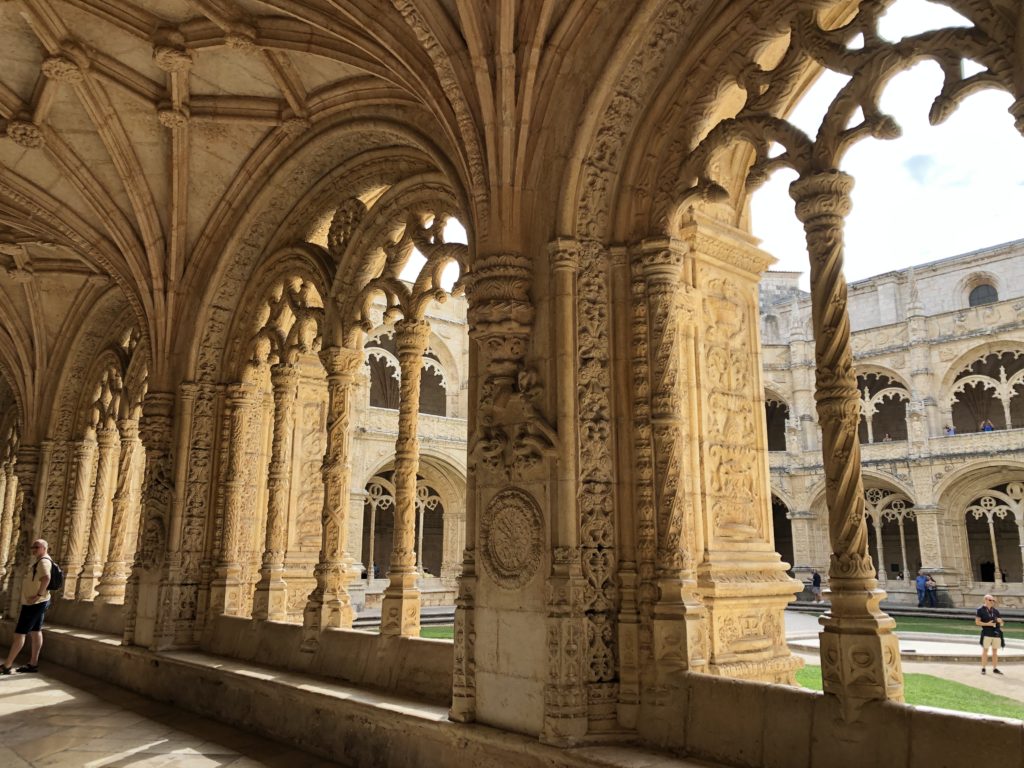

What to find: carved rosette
left=152, top=45, right=193, bottom=73
left=41, top=55, right=84, bottom=83
left=479, top=487, right=543, bottom=589
left=5, top=120, right=44, bottom=149
left=302, top=346, right=362, bottom=646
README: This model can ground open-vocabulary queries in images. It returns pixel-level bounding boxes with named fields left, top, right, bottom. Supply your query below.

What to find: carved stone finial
left=152, top=45, right=193, bottom=73
left=5, top=120, right=44, bottom=149
left=548, top=238, right=580, bottom=274
left=41, top=55, right=84, bottom=83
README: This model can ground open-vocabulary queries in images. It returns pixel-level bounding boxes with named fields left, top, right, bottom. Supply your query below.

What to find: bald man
left=1, top=539, right=52, bottom=674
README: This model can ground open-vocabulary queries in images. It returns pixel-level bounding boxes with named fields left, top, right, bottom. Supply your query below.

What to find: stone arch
left=857, top=370, right=910, bottom=444
left=764, top=388, right=790, bottom=452
left=946, top=347, right=1024, bottom=433
left=938, top=462, right=1024, bottom=586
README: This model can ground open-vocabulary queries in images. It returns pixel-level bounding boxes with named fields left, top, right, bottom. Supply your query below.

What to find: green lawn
left=893, top=615, right=1024, bottom=640
left=796, top=665, right=1024, bottom=720
left=420, top=625, right=454, bottom=639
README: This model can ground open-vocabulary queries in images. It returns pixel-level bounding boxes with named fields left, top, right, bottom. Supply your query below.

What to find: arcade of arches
left=1, top=2, right=1023, bottom=767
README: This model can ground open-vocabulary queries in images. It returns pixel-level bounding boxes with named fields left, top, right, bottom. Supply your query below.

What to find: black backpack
left=34, top=556, right=64, bottom=593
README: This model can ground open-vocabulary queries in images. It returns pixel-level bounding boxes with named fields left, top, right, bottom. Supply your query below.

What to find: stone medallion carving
left=480, top=487, right=543, bottom=590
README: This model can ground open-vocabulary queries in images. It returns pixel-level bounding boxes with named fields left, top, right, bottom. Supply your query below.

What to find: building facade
left=763, top=240, right=1024, bottom=608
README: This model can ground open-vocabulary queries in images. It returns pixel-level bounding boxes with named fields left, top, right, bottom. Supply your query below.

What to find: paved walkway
left=0, top=665, right=342, bottom=768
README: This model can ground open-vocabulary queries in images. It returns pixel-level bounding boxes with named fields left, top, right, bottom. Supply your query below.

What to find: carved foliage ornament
left=480, top=487, right=543, bottom=590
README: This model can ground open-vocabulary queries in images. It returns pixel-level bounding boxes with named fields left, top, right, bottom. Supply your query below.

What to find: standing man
left=976, top=594, right=1005, bottom=676
left=915, top=570, right=928, bottom=607
left=811, top=570, right=822, bottom=603
left=1, top=539, right=52, bottom=675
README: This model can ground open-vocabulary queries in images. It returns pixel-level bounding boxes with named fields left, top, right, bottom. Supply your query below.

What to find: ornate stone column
left=872, top=516, right=887, bottom=585
left=78, top=426, right=120, bottom=600
left=680, top=215, right=802, bottom=685
left=380, top=318, right=431, bottom=637
left=301, top=346, right=362, bottom=647
left=96, top=418, right=143, bottom=605
left=7, top=446, right=39, bottom=617
left=208, top=383, right=261, bottom=618
left=0, top=463, right=18, bottom=603
left=60, top=437, right=98, bottom=596
left=124, top=392, right=175, bottom=647
left=253, top=362, right=300, bottom=621
left=638, top=238, right=707, bottom=688
left=439, top=499, right=465, bottom=586
left=790, top=171, right=903, bottom=711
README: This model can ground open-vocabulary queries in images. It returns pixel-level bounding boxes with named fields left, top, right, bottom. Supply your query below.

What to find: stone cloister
left=1, top=2, right=1023, bottom=766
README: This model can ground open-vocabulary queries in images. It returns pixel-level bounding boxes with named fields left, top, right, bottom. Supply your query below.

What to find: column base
left=379, top=570, right=420, bottom=637
left=820, top=579, right=904, bottom=719
left=207, top=570, right=246, bottom=619
left=301, top=567, right=355, bottom=651
left=76, top=565, right=102, bottom=601
left=94, top=573, right=128, bottom=606
left=251, top=567, right=288, bottom=621
left=699, top=556, right=804, bottom=684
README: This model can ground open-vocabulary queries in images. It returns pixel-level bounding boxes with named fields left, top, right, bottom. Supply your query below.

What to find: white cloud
left=751, top=2, right=1024, bottom=289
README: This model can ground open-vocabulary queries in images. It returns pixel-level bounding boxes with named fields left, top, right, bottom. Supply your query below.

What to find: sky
left=750, top=0, right=1024, bottom=289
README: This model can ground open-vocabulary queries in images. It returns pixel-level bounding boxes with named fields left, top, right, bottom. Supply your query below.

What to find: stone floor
left=0, top=665, right=342, bottom=767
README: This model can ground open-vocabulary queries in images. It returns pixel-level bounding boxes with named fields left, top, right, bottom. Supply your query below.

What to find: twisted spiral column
left=791, top=170, right=903, bottom=710
left=0, top=463, right=13, bottom=587
left=253, top=362, right=300, bottom=621
left=380, top=318, right=431, bottom=637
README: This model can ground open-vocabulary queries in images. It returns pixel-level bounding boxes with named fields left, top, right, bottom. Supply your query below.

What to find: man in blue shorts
left=1, top=539, right=52, bottom=675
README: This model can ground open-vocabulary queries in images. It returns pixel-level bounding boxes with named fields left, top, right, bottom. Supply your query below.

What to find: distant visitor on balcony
left=944, top=424, right=956, bottom=436
left=980, top=419, right=995, bottom=432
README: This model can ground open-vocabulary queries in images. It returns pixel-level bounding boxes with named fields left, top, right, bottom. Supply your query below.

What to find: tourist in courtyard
left=976, top=594, right=1005, bottom=675
left=811, top=570, right=822, bottom=603
left=924, top=574, right=938, bottom=607
left=943, top=424, right=955, bottom=436
left=981, top=419, right=995, bottom=431
left=915, top=570, right=928, bottom=607
left=1, top=539, right=52, bottom=675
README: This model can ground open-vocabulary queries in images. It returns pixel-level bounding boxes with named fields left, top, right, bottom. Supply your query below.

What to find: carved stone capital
left=790, top=171, right=854, bottom=224
left=395, top=317, right=432, bottom=359
left=466, top=251, right=534, bottom=338
left=318, top=345, right=362, bottom=380
left=638, top=237, right=686, bottom=285
left=5, top=120, right=44, bottom=149
left=548, top=238, right=580, bottom=274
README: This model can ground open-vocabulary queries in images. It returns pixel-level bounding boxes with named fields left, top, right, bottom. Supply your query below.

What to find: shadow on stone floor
left=0, top=663, right=344, bottom=767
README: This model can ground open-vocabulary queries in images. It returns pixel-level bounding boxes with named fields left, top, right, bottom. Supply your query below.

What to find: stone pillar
left=791, top=171, right=903, bottom=712
left=0, top=463, right=13, bottom=587
left=872, top=516, right=887, bottom=584
left=96, top=418, right=144, bottom=605
left=77, top=427, right=120, bottom=600
left=7, top=446, right=40, bottom=617
left=60, top=437, right=98, bottom=596
left=679, top=215, right=803, bottom=684
left=253, top=362, right=300, bottom=621
left=380, top=318, right=430, bottom=636
left=439, top=499, right=465, bottom=586
left=123, top=392, right=175, bottom=648
left=638, top=239, right=707, bottom=689
left=301, top=346, right=362, bottom=648
left=208, top=384, right=261, bottom=618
